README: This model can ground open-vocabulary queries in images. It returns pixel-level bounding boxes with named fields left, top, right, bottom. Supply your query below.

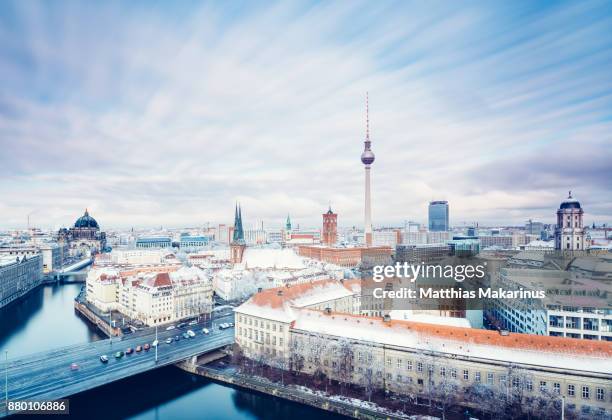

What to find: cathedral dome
left=74, top=209, right=99, bottom=228
left=559, top=192, right=581, bottom=210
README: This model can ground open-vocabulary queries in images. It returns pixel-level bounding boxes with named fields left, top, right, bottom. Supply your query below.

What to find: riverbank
left=177, top=359, right=437, bottom=420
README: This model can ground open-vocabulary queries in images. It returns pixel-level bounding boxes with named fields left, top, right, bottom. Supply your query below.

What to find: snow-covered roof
left=293, top=309, right=612, bottom=375
left=241, top=248, right=306, bottom=269
left=235, top=279, right=360, bottom=322
left=388, top=310, right=472, bottom=328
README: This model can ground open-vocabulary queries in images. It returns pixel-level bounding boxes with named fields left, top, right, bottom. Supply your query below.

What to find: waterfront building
left=86, top=265, right=213, bottom=326
left=555, top=192, right=586, bottom=251
left=135, top=236, right=172, bottom=249
left=0, top=254, right=43, bottom=308
left=58, top=209, right=107, bottom=256
left=235, top=285, right=612, bottom=417
left=428, top=201, right=449, bottom=232
left=0, top=243, right=67, bottom=274
left=322, top=207, right=338, bottom=247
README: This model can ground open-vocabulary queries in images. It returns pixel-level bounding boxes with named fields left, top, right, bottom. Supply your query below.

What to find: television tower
left=360, top=93, right=375, bottom=247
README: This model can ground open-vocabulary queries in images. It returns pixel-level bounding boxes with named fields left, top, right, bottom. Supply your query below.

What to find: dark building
left=395, top=244, right=451, bottom=264
left=58, top=209, right=106, bottom=255
left=428, top=201, right=449, bottom=232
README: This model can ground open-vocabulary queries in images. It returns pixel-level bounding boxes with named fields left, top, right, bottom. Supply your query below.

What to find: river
left=0, top=282, right=344, bottom=419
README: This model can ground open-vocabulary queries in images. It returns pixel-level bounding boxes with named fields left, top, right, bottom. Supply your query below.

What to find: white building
left=86, top=266, right=213, bottom=326
left=235, top=284, right=612, bottom=418
left=555, top=192, right=586, bottom=251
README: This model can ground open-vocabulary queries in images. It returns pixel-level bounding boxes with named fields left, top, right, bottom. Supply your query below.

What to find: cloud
left=0, top=0, right=611, bottom=229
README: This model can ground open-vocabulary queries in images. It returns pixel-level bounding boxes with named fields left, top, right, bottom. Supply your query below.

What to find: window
left=568, top=384, right=575, bottom=397
left=463, top=370, right=469, bottom=380
left=397, top=359, right=402, bottom=369
left=582, top=386, right=590, bottom=400
left=487, top=373, right=494, bottom=385
left=440, top=367, right=446, bottom=377
left=475, top=372, right=481, bottom=382
left=397, top=374, right=402, bottom=382
left=358, top=352, right=363, bottom=362
left=386, top=358, right=391, bottom=367
left=553, top=383, right=560, bottom=394
left=596, top=388, right=604, bottom=401
left=406, top=360, right=413, bottom=371
left=512, top=377, right=520, bottom=388
left=450, top=369, right=457, bottom=379
left=540, top=381, right=547, bottom=393
left=526, top=379, right=533, bottom=392
left=279, top=338, right=283, bottom=346
left=417, top=362, right=423, bottom=373
left=386, top=372, right=392, bottom=380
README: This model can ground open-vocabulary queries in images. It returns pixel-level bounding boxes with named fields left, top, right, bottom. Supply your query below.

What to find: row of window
left=238, top=315, right=284, bottom=332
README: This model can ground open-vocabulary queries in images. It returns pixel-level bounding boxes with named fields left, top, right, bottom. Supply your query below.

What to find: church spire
left=286, top=213, right=292, bottom=231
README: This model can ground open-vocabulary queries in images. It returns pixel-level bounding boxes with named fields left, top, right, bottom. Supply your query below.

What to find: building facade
left=428, top=201, right=449, bottom=232
left=58, top=209, right=107, bottom=256
left=555, top=192, right=586, bottom=251
left=235, top=284, right=612, bottom=418
left=0, top=255, right=43, bottom=309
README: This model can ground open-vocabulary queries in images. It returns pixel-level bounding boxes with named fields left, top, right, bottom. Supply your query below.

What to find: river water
left=0, top=282, right=344, bottom=419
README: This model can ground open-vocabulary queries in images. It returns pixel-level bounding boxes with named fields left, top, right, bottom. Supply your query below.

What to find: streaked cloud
left=0, top=1, right=610, bottom=229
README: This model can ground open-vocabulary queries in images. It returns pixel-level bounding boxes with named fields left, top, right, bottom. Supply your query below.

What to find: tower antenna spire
left=366, top=92, right=370, bottom=140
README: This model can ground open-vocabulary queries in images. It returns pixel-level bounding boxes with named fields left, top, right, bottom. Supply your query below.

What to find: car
left=152, top=339, right=159, bottom=347
left=114, top=351, right=124, bottom=359
left=166, top=325, right=175, bottom=331
left=70, top=363, right=80, bottom=371
left=182, top=332, right=190, bottom=339
left=188, top=320, right=198, bottom=326
left=165, top=337, right=173, bottom=344
left=187, top=330, right=195, bottom=338
left=144, top=343, right=150, bottom=351
left=174, top=335, right=181, bottom=341
left=177, top=322, right=187, bottom=329
left=126, top=347, right=133, bottom=355
left=202, top=328, right=210, bottom=334
left=136, top=345, right=142, bottom=352
left=228, top=322, right=234, bottom=327
left=100, top=355, right=108, bottom=363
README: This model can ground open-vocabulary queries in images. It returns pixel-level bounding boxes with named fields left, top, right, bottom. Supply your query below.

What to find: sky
left=1, top=1, right=611, bottom=230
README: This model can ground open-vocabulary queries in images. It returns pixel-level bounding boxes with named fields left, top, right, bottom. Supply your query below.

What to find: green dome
left=74, top=209, right=99, bottom=229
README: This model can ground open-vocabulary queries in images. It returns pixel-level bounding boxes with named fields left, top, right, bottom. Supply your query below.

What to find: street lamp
left=561, top=395, right=565, bottom=420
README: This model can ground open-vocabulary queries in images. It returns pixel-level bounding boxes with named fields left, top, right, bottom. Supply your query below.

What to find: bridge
left=0, top=313, right=235, bottom=417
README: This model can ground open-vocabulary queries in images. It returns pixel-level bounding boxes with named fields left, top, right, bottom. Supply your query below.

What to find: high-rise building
left=428, top=201, right=449, bottom=232
left=360, top=93, right=375, bottom=247
left=554, top=191, right=585, bottom=251
left=322, top=206, right=337, bottom=246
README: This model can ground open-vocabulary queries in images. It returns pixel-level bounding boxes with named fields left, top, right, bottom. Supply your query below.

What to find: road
left=0, top=313, right=235, bottom=417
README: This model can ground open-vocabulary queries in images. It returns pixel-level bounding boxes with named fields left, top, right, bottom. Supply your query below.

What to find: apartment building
left=235, top=284, right=612, bottom=417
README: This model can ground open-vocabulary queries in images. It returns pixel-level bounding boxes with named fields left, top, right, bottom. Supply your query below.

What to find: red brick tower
left=322, top=206, right=337, bottom=247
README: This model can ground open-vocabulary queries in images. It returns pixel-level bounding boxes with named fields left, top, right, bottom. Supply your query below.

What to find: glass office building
left=428, top=200, right=449, bottom=232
